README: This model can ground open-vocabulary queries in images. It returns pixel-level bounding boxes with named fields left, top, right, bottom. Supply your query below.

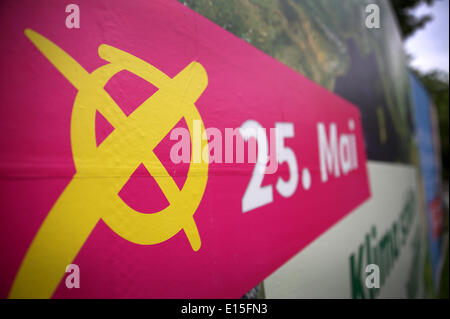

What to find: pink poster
left=0, top=0, right=370, bottom=298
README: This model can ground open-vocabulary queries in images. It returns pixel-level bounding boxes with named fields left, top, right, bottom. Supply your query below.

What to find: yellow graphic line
left=9, top=29, right=208, bottom=298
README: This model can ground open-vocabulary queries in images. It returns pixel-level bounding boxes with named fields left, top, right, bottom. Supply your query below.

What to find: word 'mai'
left=318, top=120, right=359, bottom=182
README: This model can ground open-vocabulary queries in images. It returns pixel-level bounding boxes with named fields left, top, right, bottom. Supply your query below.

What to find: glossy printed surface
left=0, top=0, right=370, bottom=298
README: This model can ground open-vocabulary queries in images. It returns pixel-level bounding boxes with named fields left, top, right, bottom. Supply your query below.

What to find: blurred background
left=408, top=0, right=448, bottom=299
left=398, top=0, right=449, bottom=298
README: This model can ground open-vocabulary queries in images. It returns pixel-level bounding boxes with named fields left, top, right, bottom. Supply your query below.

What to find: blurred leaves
left=391, top=0, right=437, bottom=39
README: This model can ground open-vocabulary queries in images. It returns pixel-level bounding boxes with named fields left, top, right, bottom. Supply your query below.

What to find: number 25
left=240, top=121, right=298, bottom=213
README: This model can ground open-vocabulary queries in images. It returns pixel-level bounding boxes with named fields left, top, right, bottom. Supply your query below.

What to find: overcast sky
left=404, top=0, right=449, bottom=73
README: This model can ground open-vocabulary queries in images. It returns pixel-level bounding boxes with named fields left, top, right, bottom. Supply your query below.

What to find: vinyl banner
left=410, top=74, right=445, bottom=292
left=0, top=0, right=370, bottom=298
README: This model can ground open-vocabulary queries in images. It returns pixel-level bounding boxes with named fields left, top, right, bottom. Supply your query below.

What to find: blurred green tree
left=390, top=0, right=437, bottom=38
left=391, top=0, right=448, bottom=180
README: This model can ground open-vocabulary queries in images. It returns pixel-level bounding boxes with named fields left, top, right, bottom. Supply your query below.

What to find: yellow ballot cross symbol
left=9, top=29, right=209, bottom=298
